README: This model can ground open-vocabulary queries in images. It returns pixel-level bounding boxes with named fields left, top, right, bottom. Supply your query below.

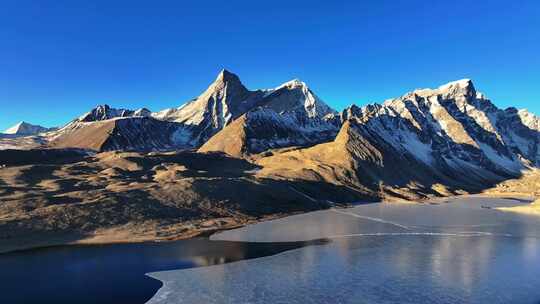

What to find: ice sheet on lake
left=211, top=196, right=539, bottom=242
left=148, top=233, right=540, bottom=304
left=147, top=196, right=540, bottom=304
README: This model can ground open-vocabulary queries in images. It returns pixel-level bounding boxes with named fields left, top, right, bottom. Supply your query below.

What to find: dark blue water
left=0, top=238, right=322, bottom=304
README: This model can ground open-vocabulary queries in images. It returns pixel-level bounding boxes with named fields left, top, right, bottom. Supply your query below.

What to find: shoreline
left=1, top=194, right=534, bottom=255
left=495, top=198, right=540, bottom=216
left=0, top=212, right=307, bottom=255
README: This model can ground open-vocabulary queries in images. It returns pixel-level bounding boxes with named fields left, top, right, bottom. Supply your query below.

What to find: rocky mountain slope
left=251, top=79, right=539, bottom=200
left=22, top=70, right=337, bottom=152
left=154, top=71, right=338, bottom=148
left=50, top=117, right=188, bottom=151
left=152, top=70, right=268, bottom=146
left=198, top=107, right=339, bottom=157
left=254, top=120, right=459, bottom=201
left=343, top=79, right=538, bottom=175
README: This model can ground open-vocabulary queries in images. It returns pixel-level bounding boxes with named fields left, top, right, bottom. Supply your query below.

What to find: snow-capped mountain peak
left=341, top=78, right=540, bottom=178
left=3, top=121, right=50, bottom=135
left=407, top=78, right=477, bottom=100
left=437, top=78, right=476, bottom=99
left=134, top=108, right=152, bottom=117
left=152, top=70, right=266, bottom=145
left=437, top=78, right=474, bottom=90
left=78, top=104, right=150, bottom=122
left=197, top=69, right=248, bottom=99
left=264, top=78, right=336, bottom=119
left=215, top=68, right=241, bottom=83
left=276, top=78, right=307, bottom=90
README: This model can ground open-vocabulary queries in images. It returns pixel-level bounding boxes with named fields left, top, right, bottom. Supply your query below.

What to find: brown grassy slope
left=496, top=198, right=540, bottom=215
left=482, top=170, right=540, bottom=197
left=256, top=121, right=371, bottom=188
left=255, top=121, right=466, bottom=201
left=0, top=149, right=336, bottom=253
left=198, top=114, right=248, bottom=158
left=482, top=170, right=540, bottom=215
left=51, top=120, right=115, bottom=151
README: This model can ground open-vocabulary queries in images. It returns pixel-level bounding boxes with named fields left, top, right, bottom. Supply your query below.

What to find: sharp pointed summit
left=153, top=69, right=266, bottom=145
left=198, top=76, right=340, bottom=157
left=437, top=78, right=477, bottom=98
left=208, top=69, right=246, bottom=94
left=203, top=69, right=250, bottom=101
left=277, top=78, right=306, bottom=89
left=215, top=68, right=240, bottom=82
left=261, top=78, right=336, bottom=119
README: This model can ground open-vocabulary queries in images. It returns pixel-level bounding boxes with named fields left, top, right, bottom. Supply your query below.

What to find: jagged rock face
left=51, top=117, right=189, bottom=152
left=250, top=79, right=540, bottom=200
left=153, top=70, right=267, bottom=145
left=79, top=105, right=151, bottom=122
left=256, top=112, right=538, bottom=202
left=199, top=107, right=339, bottom=157
left=340, top=79, right=540, bottom=181
left=156, top=70, right=338, bottom=148
left=41, top=70, right=338, bottom=152
left=496, top=108, right=540, bottom=166
left=3, top=121, right=51, bottom=136
left=49, top=104, right=191, bottom=152
left=258, top=79, right=335, bottom=119
left=243, top=108, right=338, bottom=153
left=97, top=118, right=189, bottom=151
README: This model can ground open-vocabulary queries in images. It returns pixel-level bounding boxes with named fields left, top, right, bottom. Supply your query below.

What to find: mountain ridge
left=1, top=72, right=539, bottom=252
left=1, top=72, right=538, bottom=163
left=2, top=121, right=53, bottom=136
left=36, top=70, right=339, bottom=152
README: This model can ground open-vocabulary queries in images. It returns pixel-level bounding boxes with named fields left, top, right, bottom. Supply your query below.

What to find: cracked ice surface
left=147, top=197, right=540, bottom=304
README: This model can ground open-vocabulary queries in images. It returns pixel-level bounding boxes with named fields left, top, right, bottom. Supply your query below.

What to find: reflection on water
left=0, top=238, right=322, bottom=304
left=149, top=197, right=540, bottom=304
left=150, top=236, right=540, bottom=304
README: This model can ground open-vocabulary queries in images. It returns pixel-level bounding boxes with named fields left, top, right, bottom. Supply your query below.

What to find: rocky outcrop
left=50, top=117, right=190, bottom=152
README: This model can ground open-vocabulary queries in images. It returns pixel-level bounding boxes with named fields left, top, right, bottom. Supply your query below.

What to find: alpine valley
left=0, top=70, right=539, bottom=252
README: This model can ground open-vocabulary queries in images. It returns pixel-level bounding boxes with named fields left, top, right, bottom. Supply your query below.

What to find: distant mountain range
left=3, top=70, right=340, bottom=152
left=2, top=70, right=539, bottom=191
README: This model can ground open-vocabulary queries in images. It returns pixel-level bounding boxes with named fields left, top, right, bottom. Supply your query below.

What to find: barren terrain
left=0, top=149, right=350, bottom=253
left=482, top=170, right=540, bottom=215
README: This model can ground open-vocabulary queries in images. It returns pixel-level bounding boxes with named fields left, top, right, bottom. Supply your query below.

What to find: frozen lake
left=148, top=196, right=540, bottom=304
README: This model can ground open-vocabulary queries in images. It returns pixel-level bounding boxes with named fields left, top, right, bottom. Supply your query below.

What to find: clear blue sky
left=1, top=0, right=539, bottom=130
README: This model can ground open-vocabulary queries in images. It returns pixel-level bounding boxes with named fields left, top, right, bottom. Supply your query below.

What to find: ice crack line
left=331, top=208, right=411, bottom=230
left=327, top=232, right=494, bottom=239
